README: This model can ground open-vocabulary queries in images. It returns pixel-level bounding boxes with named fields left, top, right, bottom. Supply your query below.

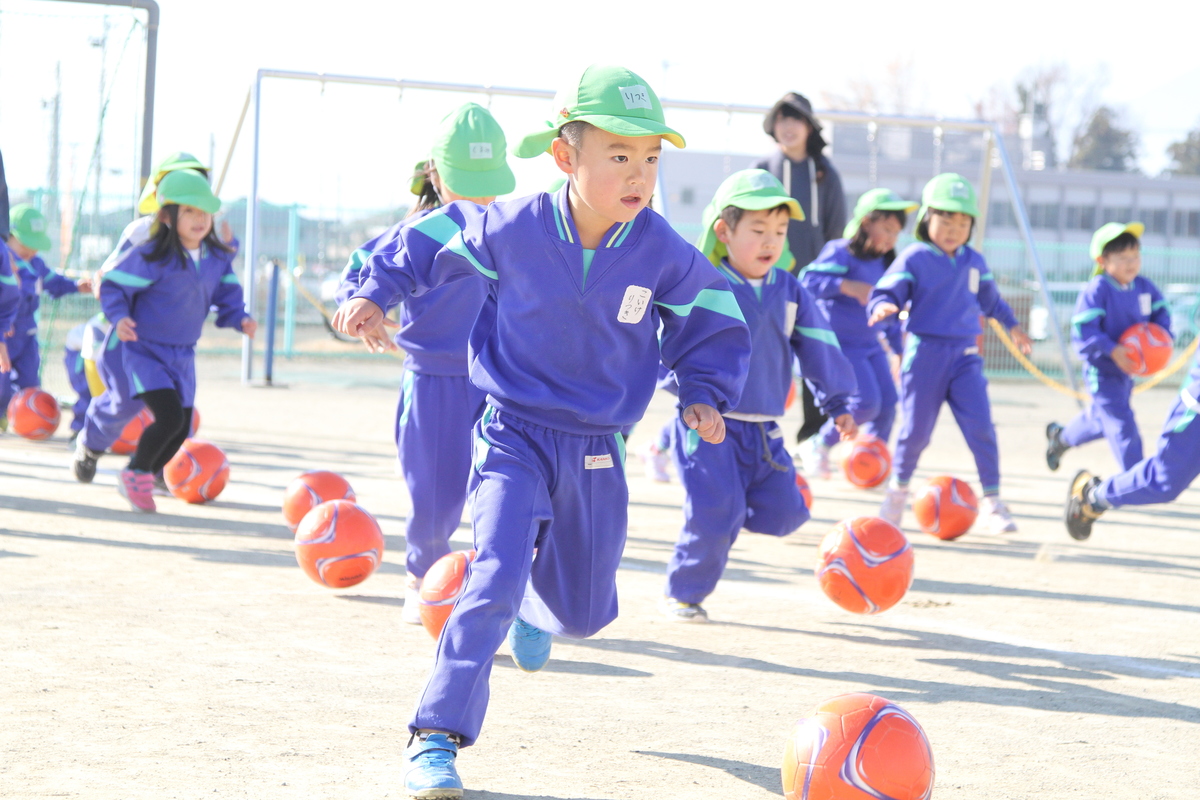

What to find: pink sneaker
left=118, top=469, right=157, bottom=513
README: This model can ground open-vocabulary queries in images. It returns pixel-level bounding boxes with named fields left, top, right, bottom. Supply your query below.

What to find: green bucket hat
left=1090, top=221, right=1144, bottom=263
left=9, top=203, right=52, bottom=251
left=156, top=169, right=221, bottom=214
left=915, top=173, right=979, bottom=241
left=513, top=64, right=685, bottom=158
left=430, top=103, right=516, bottom=198
left=844, top=188, right=918, bottom=239
left=138, top=151, right=209, bottom=214
left=696, top=169, right=803, bottom=267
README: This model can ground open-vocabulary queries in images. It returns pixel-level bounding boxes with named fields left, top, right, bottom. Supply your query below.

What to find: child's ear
left=550, top=137, right=577, bottom=176
left=713, top=218, right=732, bottom=244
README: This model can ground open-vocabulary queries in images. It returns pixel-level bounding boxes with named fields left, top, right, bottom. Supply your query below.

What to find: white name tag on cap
left=1139, top=293, right=1152, bottom=316
left=968, top=268, right=980, bottom=294
left=469, top=142, right=493, bottom=159
left=618, top=285, right=653, bottom=324
left=584, top=454, right=614, bottom=469
left=619, top=85, right=652, bottom=111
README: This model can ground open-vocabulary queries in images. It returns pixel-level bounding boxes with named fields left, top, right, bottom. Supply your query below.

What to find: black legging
left=796, top=382, right=827, bottom=444
left=129, top=388, right=192, bottom=474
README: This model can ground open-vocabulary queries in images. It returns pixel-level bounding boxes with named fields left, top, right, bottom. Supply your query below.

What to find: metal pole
left=992, top=129, right=1082, bottom=405
left=241, top=71, right=262, bottom=385
left=263, top=260, right=280, bottom=385
left=214, top=87, right=251, bottom=195
left=284, top=204, right=299, bottom=356
left=974, top=129, right=995, bottom=245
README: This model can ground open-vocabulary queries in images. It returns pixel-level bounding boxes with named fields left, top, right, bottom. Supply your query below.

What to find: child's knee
left=747, top=493, right=808, bottom=537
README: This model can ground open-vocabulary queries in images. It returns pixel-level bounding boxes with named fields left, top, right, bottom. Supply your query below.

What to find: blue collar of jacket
left=1102, top=274, right=1134, bottom=292
left=543, top=183, right=645, bottom=250
left=717, top=258, right=778, bottom=287
left=921, top=242, right=967, bottom=264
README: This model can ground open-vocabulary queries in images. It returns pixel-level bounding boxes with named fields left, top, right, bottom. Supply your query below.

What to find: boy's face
left=7, top=237, right=36, bottom=261
left=926, top=211, right=972, bottom=255
left=1099, top=246, right=1141, bottom=285
left=715, top=207, right=790, bottom=279
left=552, top=126, right=660, bottom=226
left=169, top=204, right=214, bottom=250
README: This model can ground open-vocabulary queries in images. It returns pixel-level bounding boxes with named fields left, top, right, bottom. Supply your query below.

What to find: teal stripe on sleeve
left=221, top=274, right=240, bottom=284
left=346, top=247, right=372, bottom=273
left=1072, top=308, right=1106, bottom=335
left=102, top=270, right=153, bottom=288
left=980, top=273, right=995, bottom=281
left=794, top=326, right=841, bottom=347
left=0, top=273, right=15, bottom=286
left=410, top=211, right=498, bottom=280
left=876, top=271, right=913, bottom=289
left=804, top=263, right=849, bottom=275
left=655, top=288, right=746, bottom=322
left=1152, top=299, right=1169, bottom=311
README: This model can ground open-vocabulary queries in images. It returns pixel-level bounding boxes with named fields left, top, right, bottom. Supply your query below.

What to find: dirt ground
left=2, top=355, right=1198, bottom=799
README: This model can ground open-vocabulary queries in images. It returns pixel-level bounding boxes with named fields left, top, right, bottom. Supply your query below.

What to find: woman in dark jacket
left=756, top=92, right=849, bottom=446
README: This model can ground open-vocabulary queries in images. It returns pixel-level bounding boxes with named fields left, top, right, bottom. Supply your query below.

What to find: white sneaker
left=981, top=496, right=1018, bottom=534
left=402, top=577, right=424, bottom=625
left=639, top=442, right=671, bottom=483
left=879, top=486, right=909, bottom=527
left=802, top=438, right=833, bottom=480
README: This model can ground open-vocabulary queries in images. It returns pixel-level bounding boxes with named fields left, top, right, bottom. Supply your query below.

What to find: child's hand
left=358, top=317, right=401, bottom=354
left=0, top=341, right=9, bottom=373
left=333, top=297, right=389, bottom=341
left=867, top=302, right=899, bottom=326
left=840, top=279, right=872, bottom=305
left=115, top=317, right=138, bottom=342
left=834, top=413, right=858, bottom=440
left=220, top=220, right=234, bottom=244
left=92, top=273, right=104, bottom=299
left=76, top=275, right=93, bottom=294
left=241, top=317, right=258, bottom=338
left=1009, top=325, right=1033, bottom=355
left=683, top=403, right=725, bottom=444
left=1111, top=344, right=1137, bottom=374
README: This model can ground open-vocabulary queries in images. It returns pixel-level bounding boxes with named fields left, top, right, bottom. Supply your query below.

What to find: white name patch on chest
left=1139, top=293, right=1152, bottom=316
left=784, top=301, right=798, bottom=336
left=618, top=285, right=653, bottom=324
left=584, top=454, right=614, bottom=469
left=968, top=268, right=980, bottom=294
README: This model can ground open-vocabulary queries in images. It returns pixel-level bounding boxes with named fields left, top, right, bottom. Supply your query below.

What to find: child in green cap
left=867, top=173, right=1033, bottom=534
left=659, top=168, right=857, bottom=621
left=1, top=204, right=91, bottom=430
left=334, top=103, right=515, bottom=626
left=334, top=64, right=751, bottom=799
left=1045, top=222, right=1172, bottom=474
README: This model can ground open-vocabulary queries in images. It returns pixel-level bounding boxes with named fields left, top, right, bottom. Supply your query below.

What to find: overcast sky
left=1, top=0, right=1197, bottom=216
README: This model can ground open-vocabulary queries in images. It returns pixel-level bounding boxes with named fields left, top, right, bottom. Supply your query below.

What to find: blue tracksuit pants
left=396, top=371, right=487, bottom=579
left=894, top=336, right=1000, bottom=494
left=81, top=335, right=145, bottom=453
left=0, top=331, right=41, bottom=413
left=666, top=416, right=809, bottom=604
left=1061, top=370, right=1142, bottom=469
left=820, top=344, right=898, bottom=448
left=64, top=347, right=92, bottom=432
left=1099, top=392, right=1200, bottom=507
left=409, top=408, right=629, bottom=746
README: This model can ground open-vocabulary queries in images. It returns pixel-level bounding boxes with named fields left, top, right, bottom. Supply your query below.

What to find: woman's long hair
left=146, top=205, right=233, bottom=265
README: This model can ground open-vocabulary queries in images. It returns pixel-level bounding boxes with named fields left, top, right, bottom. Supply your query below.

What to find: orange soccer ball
left=796, top=472, right=814, bottom=510
left=189, top=407, right=201, bottom=437
left=163, top=439, right=230, bottom=503
left=1119, top=322, right=1172, bottom=376
left=419, top=550, right=477, bottom=639
left=111, top=407, right=154, bottom=455
left=912, top=476, right=978, bottom=541
left=7, top=387, right=61, bottom=440
left=282, top=471, right=356, bottom=531
left=782, top=692, right=934, bottom=800
left=842, top=435, right=891, bottom=489
left=816, top=517, right=913, bottom=614
left=293, top=499, right=385, bottom=589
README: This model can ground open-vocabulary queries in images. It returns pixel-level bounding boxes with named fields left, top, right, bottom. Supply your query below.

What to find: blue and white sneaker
left=403, top=732, right=463, bottom=799
left=507, top=616, right=552, bottom=672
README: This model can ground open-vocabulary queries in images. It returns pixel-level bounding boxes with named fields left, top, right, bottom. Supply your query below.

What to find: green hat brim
left=843, top=199, right=918, bottom=239
left=438, top=161, right=516, bottom=199
left=513, top=114, right=686, bottom=159
left=696, top=195, right=802, bottom=268
left=13, top=228, right=52, bottom=252
left=1090, top=221, right=1144, bottom=263
left=139, top=155, right=211, bottom=215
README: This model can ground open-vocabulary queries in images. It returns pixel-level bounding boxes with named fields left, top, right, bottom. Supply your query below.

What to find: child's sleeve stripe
left=0, top=274, right=15, bottom=286
left=655, top=288, right=746, bottom=322
left=1152, top=299, right=1169, bottom=311
left=980, top=273, right=995, bottom=281
left=804, top=263, right=849, bottom=275
left=876, top=271, right=913, bottom=289
left=410, top=211, right=497, bottom=280
left=102, top=270, right=153, bottom=288
left=345, top=248, right=372, bottom=274
left=1072, top=308, right=1106, bottom=325
left=221, top=274, right=241, bottom=285
left=794, top=325, right=841, bottom=347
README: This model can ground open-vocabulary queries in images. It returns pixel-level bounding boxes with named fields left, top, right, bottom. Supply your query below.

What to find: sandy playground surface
left=1, top=355, right=1198, bottom=799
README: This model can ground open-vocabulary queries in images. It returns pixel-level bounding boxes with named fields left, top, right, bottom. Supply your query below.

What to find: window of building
left=1028, top=203, right=1060, bottom=230
left=1175, top=210, right=1200, bottom=238
left=1066, top=205, right=1096, bottom=230
left=1101, top=207, right=1133, bottom=225
left=1144, top=209, right=1168, bottom=235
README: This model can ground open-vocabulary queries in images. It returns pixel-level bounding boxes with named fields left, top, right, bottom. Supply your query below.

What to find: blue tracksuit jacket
left=801, top=238, right=902, bottom=353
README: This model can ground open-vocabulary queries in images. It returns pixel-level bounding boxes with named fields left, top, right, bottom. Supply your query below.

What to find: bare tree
left=1165, top=123, right=1200, bottom=176
left=1069, top=106, right=1140, bottom=173
left=820, top=57, right=926, bottom=115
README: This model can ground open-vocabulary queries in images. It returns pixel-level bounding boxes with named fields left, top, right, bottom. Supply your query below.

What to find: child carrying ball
left=1, top=204, right=91, bottom=430
left=99, top=170, right=255, bottom=512
left=867, top=173, right=1032, bottom=534
left=661, top=169, right=857, bottom=622
left=1046, top=222, right=1171, bottom=472
left=335, top=103, right=514, bottom=625
left=334, top=65, right=751, bottom=799
left=799, top=188, right=915, bottom=477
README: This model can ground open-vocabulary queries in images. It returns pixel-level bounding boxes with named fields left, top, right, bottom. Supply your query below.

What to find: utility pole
left=44, top=63, right=62, bottom=225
